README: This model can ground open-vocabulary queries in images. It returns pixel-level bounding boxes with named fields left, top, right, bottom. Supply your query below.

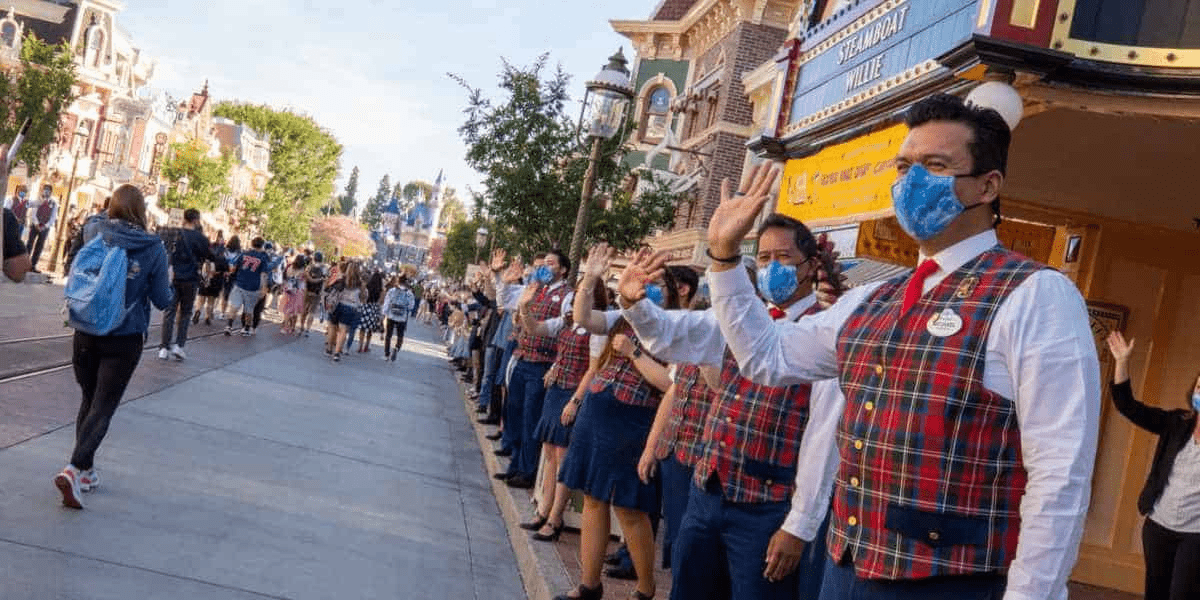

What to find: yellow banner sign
left=776, top=124, right=908, bottom=226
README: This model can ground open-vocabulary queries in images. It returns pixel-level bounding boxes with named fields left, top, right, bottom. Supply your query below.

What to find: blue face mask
left=644, top=283, right=665, bottom=307
left=534, top=265, right=554, bottom=285
left=890, top=164, right=969, bottom=241
left=1192, top=393, right=1200, bottom=412
left=756, top=260, right=799, bottom=306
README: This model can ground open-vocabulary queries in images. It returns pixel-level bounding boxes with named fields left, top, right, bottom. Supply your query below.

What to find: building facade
left=739, top=0, right=1200, bottom=593
left=613, top=0, right=805, bottom=265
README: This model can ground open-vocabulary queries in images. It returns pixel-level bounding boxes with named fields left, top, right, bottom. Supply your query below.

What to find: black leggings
left=384, top=319, right=407, bottom=355
left=1143, top=517, right=1200, bottom=600
left=71, top=331, right=144, bottom=471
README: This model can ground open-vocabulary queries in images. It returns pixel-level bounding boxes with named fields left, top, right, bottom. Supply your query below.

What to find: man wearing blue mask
left=703, top=93, right=1101, bottom=600
left=494, top=248, right=573, bottom=489
left=618, top=214, right=843, bottom=600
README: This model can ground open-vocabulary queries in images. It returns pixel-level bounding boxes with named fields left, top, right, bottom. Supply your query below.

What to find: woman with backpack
left=55, top=184, right=173, bottom=509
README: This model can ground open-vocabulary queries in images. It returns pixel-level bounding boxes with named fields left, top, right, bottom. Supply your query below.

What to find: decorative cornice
left=783, top=58, right=939, bottom=136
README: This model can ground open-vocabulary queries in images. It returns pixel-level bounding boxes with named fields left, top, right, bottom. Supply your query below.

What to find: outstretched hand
left=582, top=243, right=616, bottom=280
left=1106, top=331, right=1134, bottom=362
left=707, top=162, right=781, bottom=263
left=489, top=248, right=507, bottom=272
left=500, top=258, right=524, bottom=285
left=617, top=247, right=667, bottom=306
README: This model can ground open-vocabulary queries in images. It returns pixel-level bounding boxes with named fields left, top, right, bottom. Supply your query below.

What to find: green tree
left=159, top=140, right=233, bottom=211
left=453, top=55, right=679, bottom=261
left=361, top=174, right=391, bottom=228
left=213, top=102, right=342, bottom=245
left=326, top=164, right=358, bottom=216
left=439, top=217, right=484, bottom=280
left=0, top=33, right=77, bottom=174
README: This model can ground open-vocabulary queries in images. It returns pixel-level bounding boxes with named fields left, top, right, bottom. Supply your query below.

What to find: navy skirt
left=533, top=384, right=574, bottom=447
left=559, top=386, right=660, bottom=514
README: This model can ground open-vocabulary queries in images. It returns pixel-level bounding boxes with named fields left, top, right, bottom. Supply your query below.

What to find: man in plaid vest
left=621, top=214, right=841, bottom=600
left=706, top=94, right=1101, bottom=600
left=494, top=249, right=573, bottom=489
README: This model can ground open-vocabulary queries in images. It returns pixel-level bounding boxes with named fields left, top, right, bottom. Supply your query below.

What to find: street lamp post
left=567, top=48, right=635, bottom=277
left=474, top=226, right=489, bottom=263
left=48, top=122, right=92, bottom=273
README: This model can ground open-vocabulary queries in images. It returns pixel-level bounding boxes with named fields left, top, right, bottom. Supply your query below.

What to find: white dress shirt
left=707, top=229, right=1101, bottom=600
left=624, top=293, right=843, bottom=536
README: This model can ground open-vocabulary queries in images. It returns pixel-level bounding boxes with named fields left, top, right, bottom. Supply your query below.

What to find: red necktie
left=768, top=306, right=786, bottom=320
left=901, top=259, right=939, bottom=315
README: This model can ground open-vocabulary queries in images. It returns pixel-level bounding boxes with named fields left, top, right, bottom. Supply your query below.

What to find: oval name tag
left=575, top=326, right=589, bottom=336
left=926, top=309, right=963, bottom=337
left=552, top=295, right=561, bottom=304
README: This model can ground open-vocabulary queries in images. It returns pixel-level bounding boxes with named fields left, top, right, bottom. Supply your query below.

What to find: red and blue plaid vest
left=830, top=246, right=1043, bottom=580
left=589, top=318, right=664, bottom=408
left=10, top=197, right=27, bottom=223
left=547, top=319, right=591, bottom=390
left=515, top=283, right=566, bottom=363
left=692, top=304, right=822, bottom=504
left=657, top=363, right=716, bottom=468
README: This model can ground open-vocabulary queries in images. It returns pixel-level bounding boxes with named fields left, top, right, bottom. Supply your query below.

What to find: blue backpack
left=65, top=232, right=133, bottom=335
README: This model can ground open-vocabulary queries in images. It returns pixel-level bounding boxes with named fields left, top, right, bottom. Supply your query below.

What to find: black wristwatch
left=631, top=348, right=643, bottom=359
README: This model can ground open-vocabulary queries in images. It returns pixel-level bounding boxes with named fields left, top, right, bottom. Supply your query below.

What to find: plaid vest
left=515, top=283, right=566, bottom=363
left=588, top=318, right=664, bottom=408
left=10, top=197, right=27, bottom=222
left=830, top=247, right=1042, bottom=580
left=547, top=319, right=591, bottom=390
left=36, top=200, right=53, bottom=224
left=693, top=304, right=822, bottom=504
left=657, top=363, right=716, bottom=468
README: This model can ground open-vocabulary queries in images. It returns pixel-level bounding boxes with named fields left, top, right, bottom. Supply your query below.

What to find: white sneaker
left=169, top=344, right=187, bottom=360
left=158, top=348, right=170, bottom=360
left=54, top=466, right=84, bottom=509
left=80, top=468, right=99, bottom=492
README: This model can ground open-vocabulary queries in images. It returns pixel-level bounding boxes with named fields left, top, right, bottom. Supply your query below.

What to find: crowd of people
left=430, top=93, right=1196, bottom=600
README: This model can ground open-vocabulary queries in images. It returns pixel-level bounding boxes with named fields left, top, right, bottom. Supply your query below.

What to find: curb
left=454, top=370, right=573, bottom=600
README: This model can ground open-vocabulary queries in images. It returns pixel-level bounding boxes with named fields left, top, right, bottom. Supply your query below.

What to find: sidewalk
left=0, top=320, right=524, bottom=599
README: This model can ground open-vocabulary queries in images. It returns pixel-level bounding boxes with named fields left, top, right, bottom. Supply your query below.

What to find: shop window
left=1070, top=0, right=1200, bottom=49
left=808, top=0, right=855, bottom=28
left=641, top=87, right=671, bottom=142
left=1, top=23, right=17, bottom=48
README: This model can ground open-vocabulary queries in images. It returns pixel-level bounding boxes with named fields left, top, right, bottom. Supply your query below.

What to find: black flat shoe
left=531, top=522, right=564, bottom=542
left=604, top=564, right=637, bottom=580
left=553, top=583, right=603, bottom=600
left=475, top=405, right=488, bottom=413
left=485, top=432, right=503, bottom=441
left=519, top=513, right=548, bottom=531
left=494, top=448, right=512, bottom=457
left=477, top=417, right=500, bottom=425
left=505, top=475, right=534, bottom=489
left=493, top=472, right=513, bottom=481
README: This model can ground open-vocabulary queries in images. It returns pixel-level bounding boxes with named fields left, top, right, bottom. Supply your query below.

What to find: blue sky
left=122, top=0, right=655, bottom=212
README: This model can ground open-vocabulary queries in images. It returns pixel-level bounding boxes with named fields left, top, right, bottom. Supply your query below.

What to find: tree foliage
left=159, top=140, right=233, bottom=211
left=439, top=217, right=484, bottom=280
left=361, top=174, right=391, bottom=229
left=325, top=164, right=358, bottom=216
left=0, top=33, right=77, bottom=175
left=310, top=215, right=372, bottom=258
left=213, top=102, right=342, bottom=245
left=438, top=186, right=467, bottom=231
left=452, top=55, right=680, bottom=260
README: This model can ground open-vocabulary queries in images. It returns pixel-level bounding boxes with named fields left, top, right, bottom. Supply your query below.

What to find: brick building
left=612, top=0, right=802, bottom=264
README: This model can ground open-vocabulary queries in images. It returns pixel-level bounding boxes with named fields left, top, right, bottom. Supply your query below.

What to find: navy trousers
left=660, top=455, right=694, bottom=570
left=818, top=558, right=1005, bottom=600
left=670, top=478, right=799, bottom=600
left=506, top=359, right=550, bottom=478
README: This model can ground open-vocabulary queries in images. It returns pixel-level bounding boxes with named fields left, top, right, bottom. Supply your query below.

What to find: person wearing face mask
left=1105, top=331, right=1200, bottom=600
left=701, top=93, right=1100, bottom=600
left=492, top=250, right=573, bottom=489
left=620, top=215, right=843, bottom=600
left=553, top=243, right=692, bottom=600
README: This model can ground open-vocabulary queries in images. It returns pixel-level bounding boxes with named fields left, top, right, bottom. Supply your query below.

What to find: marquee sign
left=786, top=0, right=980, bottom=134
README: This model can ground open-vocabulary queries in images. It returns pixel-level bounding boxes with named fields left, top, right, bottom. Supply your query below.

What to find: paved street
left=0, top=283, right=524, bottom=600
